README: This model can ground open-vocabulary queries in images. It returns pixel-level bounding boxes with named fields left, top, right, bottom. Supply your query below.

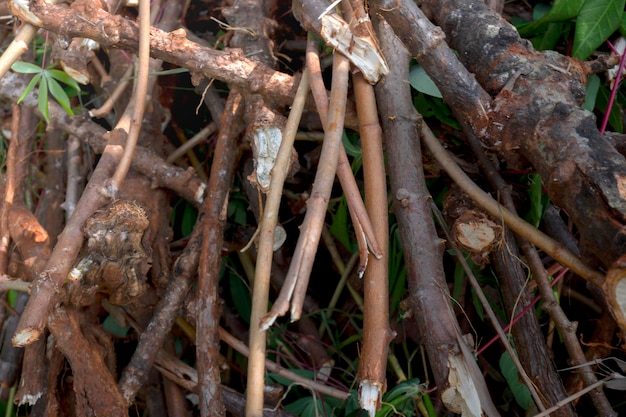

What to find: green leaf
left=47, top=69, right=81, bottom=91
left=181, top=204, right=198, bottom=237
left=38, top=77, right=49, bottom=123
left=11, top=61, right=43, bottom=74
left=543, top=0, right=585, bottom=21
left=148, top=67, right=189, bottom=76
left=17, top=73, right=42, bottom=104
left=47, top=77, right=74, bottom=116
left=532, top=22, right=568, bottom=51
left=409, top=65, right=442, bottom=98
left=378, top=379, right=422, bottom=417
left=285, top=397, right=335, bottom=417
left=229, top=272, right=251, bottom=323
left=342, top=131, right=361, bottom=158
left=621, top=12, right=626, bottom=36
left=583, top=74, right=601, bottom=111
left=572, top=0, right=625, bottom=59
left=500, top=351, right=533, bottom=410
left=103, top=315, right=130, bottom=338
left=526, top=174, right=548, bottom=227
left=329, top=196, right=352, bottom=251
left=597, top=83, right=624, bottom=132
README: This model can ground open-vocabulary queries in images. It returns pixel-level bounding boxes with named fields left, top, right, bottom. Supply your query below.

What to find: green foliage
left=408, top=65, right=442, bottom=98
left=103, top=315, right=130, bottom=338
left=377, top=378, right=425, bottom=417
left=389, top=225, right=407, bottom=316
left=11, top=62, right=81, bottom=123
left=329, top=196, right=353, bottom=251
left=228, top=268, right=251, bottom=323
left=583, top=74, right=601, bottom=111
left=596, top=83, right=625, bottom=133
left=525, top=174, right=549, bottom=228
left=499, top=351, right=533, bottom=410
left=342, top=131, right=363, bottom=173
left=413, top=93, right=461, bottom=130
left=284, top=397, right=336, bottom=417
left=517, top=0, right=625, bottom=59
left=573, top=0, right=625, bottom=59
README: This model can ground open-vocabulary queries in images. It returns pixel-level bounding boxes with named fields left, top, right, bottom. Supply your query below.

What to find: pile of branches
left=0, top=0, right=625, bottom=416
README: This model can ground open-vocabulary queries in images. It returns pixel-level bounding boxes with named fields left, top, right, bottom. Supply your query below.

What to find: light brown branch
left=108, top=0, right=151, bottom=193
left=260, top=53, right=349, bottom=330
left=246, top=69, right=310, bottom=417
left=419, top=124, right=605, bottom=287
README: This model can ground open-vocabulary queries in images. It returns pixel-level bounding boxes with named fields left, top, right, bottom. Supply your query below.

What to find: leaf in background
left=329, top=196, right=352, bottom=251
left=17, top=72, right=42, bottom=105
left=526, top=174, right=548, bottom=227
left=285, top=397, right=335, bottom=417
left=532, top=22, right=568, bottom=51
left=11, top=61, right=43, bottom=74
left=38, top=76, right=49, bottom=123
left=389, top=226, right=408, bottom=315
left=499, top=351, right=533, bottom=410
left=103, top=315, right=130, bottom=338
left=596, top=83, right=624, bottom=133
left=409, top=65, right=442, bottom=98
left=573, top=0, right=625, bottom=59
left=47, top=77, right=74, bottom=116
left=181, top=203, right=198, bottom=237
left=342, top=131, right=361, bottom=158
left=543, top=0, right=585, bottom=21
left=583, top=74, right=601, bottom=111
left=378, top=378, right=423, bottom=417
left=229, top=271, right=251, bottom=323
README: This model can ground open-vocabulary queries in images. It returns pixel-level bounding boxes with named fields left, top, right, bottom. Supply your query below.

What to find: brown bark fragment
left=48, top=307, right=128, bottom=417
left=418, top=0, right=626, bottom=268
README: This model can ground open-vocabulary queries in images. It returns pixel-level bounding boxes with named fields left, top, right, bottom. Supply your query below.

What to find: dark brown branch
left=196, top=90, right=244, bottom=417
left=21, top=0, right=358, bottom=128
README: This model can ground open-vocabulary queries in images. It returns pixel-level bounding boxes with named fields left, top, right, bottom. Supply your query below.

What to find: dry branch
left=373, top=18, right=499, bottom=416
left=377, top=0, right=622, bottom=271
left=15, top=0, right=358, bottom=127
left=196, top=90, right=244, bottom=417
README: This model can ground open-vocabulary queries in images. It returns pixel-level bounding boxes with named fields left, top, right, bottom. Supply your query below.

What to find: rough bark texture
left=372, top=16, right=455, bottom=400
left=417, top=0, right=626, bottom=268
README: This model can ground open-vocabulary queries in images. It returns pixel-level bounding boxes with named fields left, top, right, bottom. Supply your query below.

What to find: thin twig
left=197, top=90, right=244, bottom=417
left=260, top=52, right=350, bottom=329
left=108, top=0, right=151, bottom=193
left=0, top=23, right=38, bottom=80
left=166, top=122, right=217, bottom=164
left=0, top=104, right=19, bottom=274
left=246, top=69, right=310, bottom=417
left=305, top=35, right=382, bottom=267
left=430, top=204, right=545, bottom=411
left=89, top=66, right=134, bottom=118
left=420, top=124, right=605, bottom=287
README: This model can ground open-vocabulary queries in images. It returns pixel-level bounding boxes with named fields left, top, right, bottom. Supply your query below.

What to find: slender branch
left=419, top=124, right=605, bottom=287
left=246, top=69, right=310, bottom=417
left=197, top=91, right=244, bottom=417
left=430, top=205, right=545, bottom=411
left=0, top=104, right=19, bottom=274
left=305, top=35, right=382, bottom=270
left=108, top=0, right=150, bottom=193
left=89, top=66, right=133, bottom=118
left=260, top=53, right=350, bottom=329
left=350, top=18, right=391, bottom=410
left=0, top=23, right=38, bottom=80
